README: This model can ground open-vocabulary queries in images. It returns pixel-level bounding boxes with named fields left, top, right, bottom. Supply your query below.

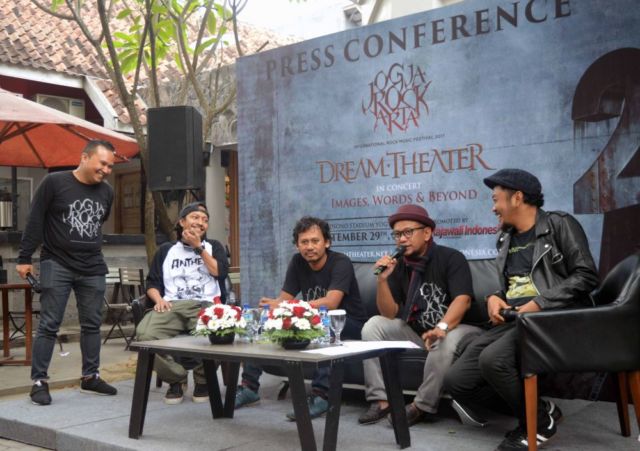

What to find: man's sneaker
left=451, top=399, right=489, bottom=427
left=164, top=382, right=186, bottom=405
left=286, top=394, right=329, bottom=421
left=495, top=410, right=558, bottom=451
left=358, top=402, right=391, bottom=425
left=544, top=399, right=563, bottom=423
left=235, top=386, right=260, bottom=408
left=30, top=380, right=51, bottom=406
left=80, top=375, right=117, bottom=396
left=192, top=383, right=209, bottom=403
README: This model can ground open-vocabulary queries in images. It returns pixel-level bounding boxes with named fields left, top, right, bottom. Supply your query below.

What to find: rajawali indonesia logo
left=362, top=63, right=431, bottom=134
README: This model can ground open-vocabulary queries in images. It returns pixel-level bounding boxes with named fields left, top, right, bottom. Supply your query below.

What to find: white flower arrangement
left=193, top=303, right=246, bottom=337
left=263, top=299, right=325, bottom=343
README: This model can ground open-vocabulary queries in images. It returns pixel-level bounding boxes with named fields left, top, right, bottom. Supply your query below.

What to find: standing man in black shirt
left=358, top=204, right=482, bottom=426
left=235, top=216, right=367, bottom=420
left=17, top=140, right=118, bottom=406
left=443, top=168, right=599, bottom=450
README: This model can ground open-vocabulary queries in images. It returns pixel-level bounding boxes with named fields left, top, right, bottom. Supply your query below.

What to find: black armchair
left=517, top=254, right=640, bottom=451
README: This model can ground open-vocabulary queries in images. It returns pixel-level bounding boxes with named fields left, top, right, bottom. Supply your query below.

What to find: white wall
left=368, top=0, right=465, bottom=23
left=204, top=149, right=229, bottom=248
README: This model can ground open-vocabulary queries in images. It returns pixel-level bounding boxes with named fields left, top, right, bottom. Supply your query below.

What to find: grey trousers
left=136, top=300, right=210, bottom=385
left=361, top=315, right=482, bottom=413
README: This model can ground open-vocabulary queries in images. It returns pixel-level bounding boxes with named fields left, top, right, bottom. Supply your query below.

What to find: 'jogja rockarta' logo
left=362, top=63, right=431, bottom=134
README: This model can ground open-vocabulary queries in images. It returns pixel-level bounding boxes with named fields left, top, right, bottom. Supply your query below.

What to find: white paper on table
left=302, top=340, right=420, bottom=356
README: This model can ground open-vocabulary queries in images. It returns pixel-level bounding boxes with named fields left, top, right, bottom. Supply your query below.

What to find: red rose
left=293, top=306, right=306, bottom=318
left=289, top=299, right=300, bottom=304
left=232, top=306, right=241, bottom=320
left=213, top=296, right=222, bottom=304
left=282, top=317, right=292, bottom=330
left=213, top=306, right=224, bottom=319
left=200, top=314, right=211, bottom=325
left=198, top=308, right=206, bottom=317
left=310, top=315, right=321, bottom=325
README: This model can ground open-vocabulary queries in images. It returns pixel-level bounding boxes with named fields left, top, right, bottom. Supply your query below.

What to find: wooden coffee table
left=128, top=336, right=411, bottom=450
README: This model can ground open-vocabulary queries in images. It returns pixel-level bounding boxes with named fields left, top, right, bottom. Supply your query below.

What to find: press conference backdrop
left=237, top=0, right=640, bottom=303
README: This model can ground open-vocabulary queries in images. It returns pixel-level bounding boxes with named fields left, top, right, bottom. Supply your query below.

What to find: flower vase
left=281, top=338, right=311, bottom=350
left=208, top=332, right=235, bottom=345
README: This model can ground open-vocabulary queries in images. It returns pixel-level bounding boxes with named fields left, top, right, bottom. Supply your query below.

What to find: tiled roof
left=0, top=1, right=106, bottom=78
left=0, top=0, right=298, bottom=124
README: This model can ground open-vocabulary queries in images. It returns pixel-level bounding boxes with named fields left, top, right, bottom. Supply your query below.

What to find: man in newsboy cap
left=444, top=169, right=598, bottom=450
left=358, top=204, right=484, bottom=427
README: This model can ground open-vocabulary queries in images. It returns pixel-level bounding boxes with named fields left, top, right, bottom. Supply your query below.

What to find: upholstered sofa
left=263, top=258, right=498, bottom=391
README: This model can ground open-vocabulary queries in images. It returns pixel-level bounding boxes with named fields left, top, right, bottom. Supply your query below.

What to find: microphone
left=26, top=272, right=42, bottom=293
left=373, top=245, right=407, bottom=275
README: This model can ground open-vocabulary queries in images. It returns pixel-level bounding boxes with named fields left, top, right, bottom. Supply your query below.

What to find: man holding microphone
left=358, top=204, right=483, bottom=427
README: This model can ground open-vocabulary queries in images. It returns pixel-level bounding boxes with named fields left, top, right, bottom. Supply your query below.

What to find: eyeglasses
left=391, top=226, right=426, bottom=240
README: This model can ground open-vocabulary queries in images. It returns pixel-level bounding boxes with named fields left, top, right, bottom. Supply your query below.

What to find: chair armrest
left=517, top=303, right=640, bottom=375
left=131, top=295, right=152, bottom=326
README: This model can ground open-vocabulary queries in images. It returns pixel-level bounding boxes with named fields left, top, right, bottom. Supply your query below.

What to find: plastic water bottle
left=258, top=305, right=270, bottom=340
left=241, top=304, right=252, bottom=342
left=318, top=306, right=331, bottom=345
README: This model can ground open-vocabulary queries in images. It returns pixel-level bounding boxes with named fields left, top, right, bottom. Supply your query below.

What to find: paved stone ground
left=0, top=334, right=639, bottom=450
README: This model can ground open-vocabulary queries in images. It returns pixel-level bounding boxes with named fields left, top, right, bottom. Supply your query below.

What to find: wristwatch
left=436, top=321, right=449, bottom=333
left=193, top=246, right=205, bottom=255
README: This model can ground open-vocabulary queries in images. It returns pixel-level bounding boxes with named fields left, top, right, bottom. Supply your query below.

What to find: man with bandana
left=136, top=202, right=228, bottom=405
left=358, top=204, right=483, bottom=427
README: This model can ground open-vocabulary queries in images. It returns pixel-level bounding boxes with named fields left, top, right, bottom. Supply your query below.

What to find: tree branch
left=30, top=0, right=74, bottom=20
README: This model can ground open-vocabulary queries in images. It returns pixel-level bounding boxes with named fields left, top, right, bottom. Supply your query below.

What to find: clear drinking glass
left=243, top=308, right=261, bottom=343
left=328, top=309, right=347, bottom=345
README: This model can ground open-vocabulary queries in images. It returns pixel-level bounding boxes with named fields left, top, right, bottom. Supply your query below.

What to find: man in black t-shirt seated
left=443, top=169, right=599, bottom=451
left=358, top=204, right=483, bottom=426
left=235, top=216, right=367, bottom=421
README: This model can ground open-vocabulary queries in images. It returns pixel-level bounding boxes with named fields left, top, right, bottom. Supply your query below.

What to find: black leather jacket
left=495, top=210, right=599, bottom=310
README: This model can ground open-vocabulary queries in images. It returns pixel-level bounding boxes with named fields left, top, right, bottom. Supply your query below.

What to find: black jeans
left=444, top=323, right=524, bottom=421
left=242, top=316, right=364, bottom=396
left=443, top=322, right=551, bottom=426
left=31, top=259, right=106, bottom=381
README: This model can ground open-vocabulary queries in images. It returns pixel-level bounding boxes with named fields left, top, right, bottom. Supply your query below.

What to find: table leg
left=129, top=349, right=154, bottom=439
left=380, top=352, right=411, bottom=448
left=2, top=289, right=9, bottom=358
left=323, top=361, right=344, bottom=451
left=25, top=288, right=32, bottom=363
left=203, top=359, right=224, bottom=418
left=285, top=361, right=317, bottom=451
left=223, top=362, right=240, bottom=418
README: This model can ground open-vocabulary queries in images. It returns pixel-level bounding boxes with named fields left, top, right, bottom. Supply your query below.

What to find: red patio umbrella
left=0, top=88, right=139, bottom=167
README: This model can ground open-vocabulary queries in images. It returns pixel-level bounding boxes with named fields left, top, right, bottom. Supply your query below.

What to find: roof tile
left=1, top=0, right=298, bottom=124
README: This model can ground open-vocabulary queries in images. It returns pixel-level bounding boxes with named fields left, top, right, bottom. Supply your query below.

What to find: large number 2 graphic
left=572, top=48, right=640, bottom=275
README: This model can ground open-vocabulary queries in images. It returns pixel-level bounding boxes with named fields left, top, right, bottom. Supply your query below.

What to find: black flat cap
left=483, top=168, right=542, bottom=195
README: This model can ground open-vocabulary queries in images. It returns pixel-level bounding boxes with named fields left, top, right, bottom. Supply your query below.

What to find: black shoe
left=451, top=399, right=488, bottom=427
left=80, top=375, right=117, bottom=396
left=544, top=399, right=563, bottom=424
left=192, top=383, right=209, bottom=403
left=358, top=402, right=391, bottom=425
left=495, top=411, right=558, bottom=451
left=164, top=382, right=185, bottom=405
left=30, top=380, right=51, bottom=406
